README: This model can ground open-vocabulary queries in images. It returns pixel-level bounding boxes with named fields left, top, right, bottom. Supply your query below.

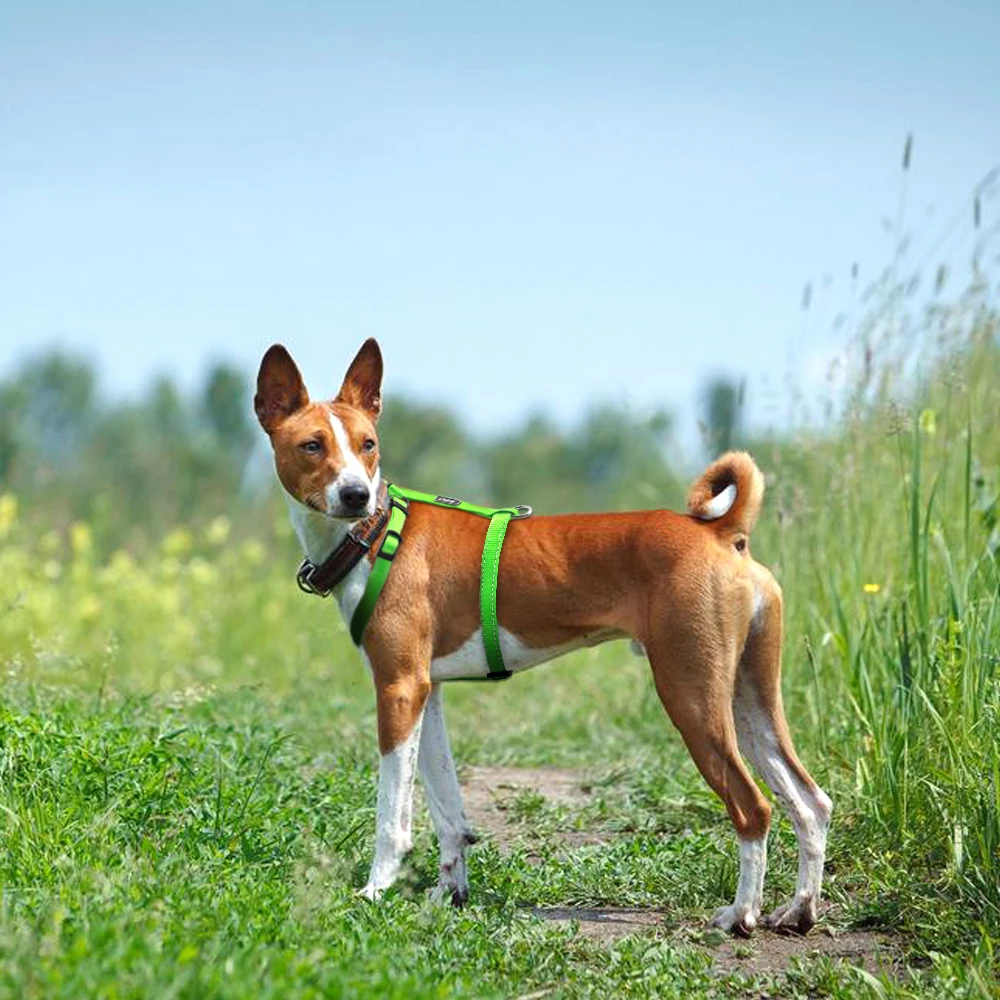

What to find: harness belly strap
left=479, top=511, right=513, bottom=678
left=345, top=484, right=530, bottom=679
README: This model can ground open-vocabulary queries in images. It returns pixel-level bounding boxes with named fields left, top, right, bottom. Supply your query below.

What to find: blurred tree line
left=0, top=350, right=743, bottom=553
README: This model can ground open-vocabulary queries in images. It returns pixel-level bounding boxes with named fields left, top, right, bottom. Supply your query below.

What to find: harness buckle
left=378, top=529, right=403, bottom=561
left=511, top=505, right=532, bottom=519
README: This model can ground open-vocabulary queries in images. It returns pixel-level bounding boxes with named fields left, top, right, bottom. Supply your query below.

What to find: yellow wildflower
left=110, top=550, right=135, bottom=575
left=70, top=521, right=93, bottom=558
left=159, top=588, right=182, bottom=615
left=863, top=583, right=881, bottom=594
left=241, top=540, right=265, bottom=566
left=188, top=557, right=217, bottom=585
left=162, top=528, right=194, bottom=558
left=0, top=494, right=17, bottom=537
left=77, top=594, right=102, bottom=622
left=205, top=516, right=231, bottom=547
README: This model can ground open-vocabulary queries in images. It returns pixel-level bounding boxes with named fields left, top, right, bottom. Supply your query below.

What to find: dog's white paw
left=429, top=882, right=469, bottom=908
left=357, top=883, right=385, bottom=902
left=429, top=856, right=469, bottom=908
left=764, top=894, right=818, bottom=935
left=710, top=903, right=759, bottom=937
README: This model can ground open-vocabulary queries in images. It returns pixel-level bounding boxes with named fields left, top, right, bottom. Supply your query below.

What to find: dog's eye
left=301, top=440, right=322, bottom=455
left=362, top=438, right=377, bottom=454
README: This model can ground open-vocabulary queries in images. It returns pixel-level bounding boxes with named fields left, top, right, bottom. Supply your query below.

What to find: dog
left=254, top=338, right=832, bottom=936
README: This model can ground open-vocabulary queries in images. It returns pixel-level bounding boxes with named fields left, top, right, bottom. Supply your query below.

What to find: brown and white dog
left=254, top=339, right=832, bottom=936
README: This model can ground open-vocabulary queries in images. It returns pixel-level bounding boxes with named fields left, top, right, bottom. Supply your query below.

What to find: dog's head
left=254, top=340, right=383, bottom=520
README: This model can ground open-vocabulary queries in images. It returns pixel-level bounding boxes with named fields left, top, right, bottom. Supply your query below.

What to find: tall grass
left=755, top=273, right=1000, bottom=946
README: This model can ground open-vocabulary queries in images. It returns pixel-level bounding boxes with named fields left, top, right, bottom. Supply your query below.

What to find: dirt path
left=459, top=765, right=899, bottom=977
left=461, top=765, right=592, bottom=840
left=706, top=927, right=898, bottom=977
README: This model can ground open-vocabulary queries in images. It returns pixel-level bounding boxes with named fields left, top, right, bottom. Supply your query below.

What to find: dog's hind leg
left=646, top=632, right=772, bottom=936
left=733, top=577, right=832, bottom=934
left=418, top=684, right=477, bottom=906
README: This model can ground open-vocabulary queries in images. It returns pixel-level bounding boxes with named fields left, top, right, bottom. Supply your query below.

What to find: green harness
left=349, top=485, right=532, bottom=680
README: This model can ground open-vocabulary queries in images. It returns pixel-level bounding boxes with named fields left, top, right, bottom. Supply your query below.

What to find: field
left=1, top=300, right=999, bottom=998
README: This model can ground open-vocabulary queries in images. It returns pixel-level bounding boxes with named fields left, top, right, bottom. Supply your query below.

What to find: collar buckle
left=296, top=558, right=331, bottom=597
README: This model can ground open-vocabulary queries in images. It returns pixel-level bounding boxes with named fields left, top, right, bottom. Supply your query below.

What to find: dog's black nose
left=339, top=483, right=370, bottom=512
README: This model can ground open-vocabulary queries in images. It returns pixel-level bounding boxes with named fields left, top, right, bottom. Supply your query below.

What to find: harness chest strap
left=348, top=491, right=408, bottom=646
left=347, top=485, right=531, bottom=680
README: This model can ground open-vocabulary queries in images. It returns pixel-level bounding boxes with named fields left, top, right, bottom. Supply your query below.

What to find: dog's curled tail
left=687, top=451, right=765, bottom=539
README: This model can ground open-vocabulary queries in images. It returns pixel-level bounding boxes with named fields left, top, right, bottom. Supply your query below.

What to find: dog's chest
left=333, top=556, right=373, bottom=625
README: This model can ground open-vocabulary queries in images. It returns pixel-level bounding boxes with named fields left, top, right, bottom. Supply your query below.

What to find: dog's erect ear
left=254, top=344, right=309, bottom=433
left=336, top=338, right=383, bottom=421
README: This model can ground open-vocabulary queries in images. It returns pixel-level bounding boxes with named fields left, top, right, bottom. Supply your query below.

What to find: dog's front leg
left=361, top=676, right=431, bottom=900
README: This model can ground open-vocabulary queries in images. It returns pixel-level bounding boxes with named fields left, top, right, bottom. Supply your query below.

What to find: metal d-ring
left=511, top=505, right=533, bottom=520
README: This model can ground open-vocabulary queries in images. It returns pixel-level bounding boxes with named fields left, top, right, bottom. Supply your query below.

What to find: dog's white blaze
left=701, top=483, right=737, bottom=520
left=327, top=410, right=368, bottom=478
left=733, top=677, right=831, bottom=917
left=430, top=628, right=589, bottom=682
left=326, top=410, right=378, bottom=515
left=418, top=685, right=474, bottom=901
left=361, top=715, right=424, bottom=899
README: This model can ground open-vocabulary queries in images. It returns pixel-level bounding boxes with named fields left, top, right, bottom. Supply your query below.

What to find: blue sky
left=1, top=1, right=997, bottom=453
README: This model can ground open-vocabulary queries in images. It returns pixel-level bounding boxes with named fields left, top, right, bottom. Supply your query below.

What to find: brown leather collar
left=296, top=480, right=390, bottom=597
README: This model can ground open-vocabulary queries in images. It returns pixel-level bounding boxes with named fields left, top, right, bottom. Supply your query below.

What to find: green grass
left=1, top=298, right=999, bottom=997
left=0, top=678, right=889, bottom=999
left=0, top=653, right=992, bottom=1000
